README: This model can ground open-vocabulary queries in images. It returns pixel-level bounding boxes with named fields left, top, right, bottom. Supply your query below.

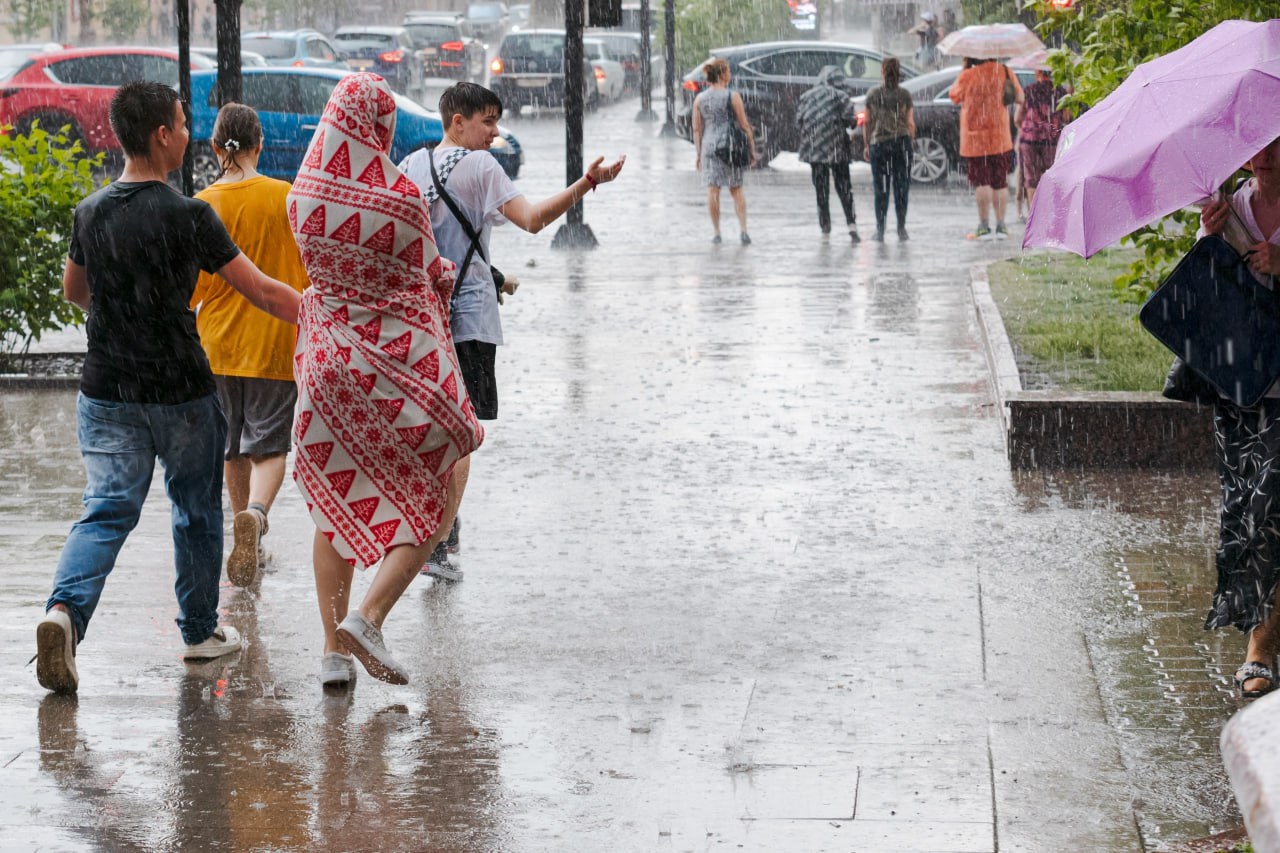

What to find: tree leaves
left=0, top=121, right=104, bottom=355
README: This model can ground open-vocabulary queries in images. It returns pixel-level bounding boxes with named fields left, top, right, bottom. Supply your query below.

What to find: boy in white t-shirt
left=399, top=82, right=625, bottom=580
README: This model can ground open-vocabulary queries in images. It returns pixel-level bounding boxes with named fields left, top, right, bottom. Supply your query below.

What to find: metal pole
left=635, top=0, right=656, bottom=122
left=177, top=0, right=193, bottom=196
left=552, top=0, right=597, bottom=248
left=659, top=0, right=677, bottom=136
left=215, top=0, right=243, bottom=106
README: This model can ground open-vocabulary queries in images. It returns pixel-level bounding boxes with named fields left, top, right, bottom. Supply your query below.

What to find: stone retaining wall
left=971, top=264, right=1214, bottom=471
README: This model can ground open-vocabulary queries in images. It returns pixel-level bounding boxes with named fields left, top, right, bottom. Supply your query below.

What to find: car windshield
left=405, top=23, right=458, bottom=42
left=243, top=37, right=296, bottom=59
left=336, top=33, right=396, bottom=47
left=469, top=3, right=504, bottom=20
left=503, top=34, right=561, bottom=59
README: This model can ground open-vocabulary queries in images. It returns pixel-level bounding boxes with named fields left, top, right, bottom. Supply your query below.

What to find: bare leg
left=707, top=186, right=721, bottom=237
left=975, top=185, right=993, bottom=224
left=1026, top=185, right=1037, bottom=209
left=225, top=457, right=250, bottom=515
left=358, top=460, right=468, bottom=628
left=993, top=185, right=1009, bottom=226
left=729, top=186, right=748, bottom=235
left=1244, top=607, right=1280, bottom=693
left=313, top=530, right=355, bottom=655
left=245, top=453, right=286, bottom=514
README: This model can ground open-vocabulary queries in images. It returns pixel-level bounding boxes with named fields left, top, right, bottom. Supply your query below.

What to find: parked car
left=466, top=1, right=510, bottom=40
left=403, top=12, right=487, bottom=82
left=489, top=30, right=599, bottom=113
left=0, top=42, right=64, bottom=81
left=241, top=29, right=345, bottom=70
left=0, top=46, right=208, bottom=157
left=850, top=65, right=1035, bottom=184
left=583, top=30, right=661, bottom=93
left=186, top=67, right=522, bottom=189
left=583, top=38, right=625, bottom=101
left=676, top=41, right=914, bottom=165
left=192, top=46, right=268, bottom=67
left=334, top=25, right=424, bottom=97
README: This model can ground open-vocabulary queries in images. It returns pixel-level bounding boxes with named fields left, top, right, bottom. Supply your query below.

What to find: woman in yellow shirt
left=191, top=105, right=309, bottom=591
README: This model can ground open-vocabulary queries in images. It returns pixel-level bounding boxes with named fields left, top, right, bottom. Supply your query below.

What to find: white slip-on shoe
left=227, top=508, right=265, bottom=587
left=36, top=608, right=78, bottom=693
left=319, top=652, right=358, bottom=687
left=336, top=612, right=409, bottom=685
left=181, top=626, right=242, bottom=660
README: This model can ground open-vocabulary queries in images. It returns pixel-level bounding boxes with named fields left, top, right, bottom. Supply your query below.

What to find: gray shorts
left=213, top=375, right=297, bottom=460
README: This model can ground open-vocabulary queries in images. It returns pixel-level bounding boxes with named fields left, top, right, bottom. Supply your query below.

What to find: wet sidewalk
left=0, top=98, right=1242, bottom=851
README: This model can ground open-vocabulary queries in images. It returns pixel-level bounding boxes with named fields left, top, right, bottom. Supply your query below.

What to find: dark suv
left=489, top=30, right=598, bottom=113
left=676, top=41, right=912, bottom=165
left=403, top=13, right=486, bottom=82
left=333, top=25, right=424, bottom=96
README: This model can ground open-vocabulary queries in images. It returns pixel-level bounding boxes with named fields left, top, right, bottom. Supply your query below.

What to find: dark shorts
left=213, top=375, right=297, bottom=460
left=1019, top=141, right=1056, bottom=190
left=965, top=150, right=1015, bottom=190
left=455, top=340, right=498, bottom=421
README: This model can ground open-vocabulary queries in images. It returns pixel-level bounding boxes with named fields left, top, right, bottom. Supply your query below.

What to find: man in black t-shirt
left=35, top=80, right=302, bottom=694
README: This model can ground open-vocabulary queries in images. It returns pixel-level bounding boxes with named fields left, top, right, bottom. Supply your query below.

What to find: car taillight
left=293, top=60, right=304, bottom=67
left=490, top=57, right=504, bottom=75
left=593, top=66, right=606, bottom=81
left=681, top=80, right=702, bottom=93
left=856, top=110, right=865, bottom=127
left=441, top=41, right=464, bottom=52
left=379, top=50, right=404, bottom=63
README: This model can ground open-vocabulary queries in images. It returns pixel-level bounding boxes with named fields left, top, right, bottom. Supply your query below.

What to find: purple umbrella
left=1023, top=18, right=1280, bottom=258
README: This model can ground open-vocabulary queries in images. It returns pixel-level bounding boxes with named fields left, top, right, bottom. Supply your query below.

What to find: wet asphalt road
left=0, top=92, right=1245, bottom=851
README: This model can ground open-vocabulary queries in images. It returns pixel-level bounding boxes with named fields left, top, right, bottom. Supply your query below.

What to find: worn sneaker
left=968, top=224, right=993, bottom=241
left=319, top=652, right=358, bottom=687
left=445, top=516, right=461, bottom=554
left=336, top=612, right=409, bottom=685
left=421, top=541, right=464, bottom=582
left=181, top=626, right=242, bottom=661
left=897, top=227, right=910, bottom=241
left=872, top=228, right=885, bottom=242
left=740, top=232, right=751, bottom=245
left=849, top=226, right=860, bottom=244
left=994, top=223, right=1009, bottom=240
left=227, top=508, right=266, bottom=587
left=36, top=608, right=78, bottom=693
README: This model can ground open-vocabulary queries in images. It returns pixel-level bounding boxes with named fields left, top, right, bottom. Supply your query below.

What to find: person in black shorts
left=34, top=80, right=301, bottom=693
left=399, top=82, right=624, bottom=580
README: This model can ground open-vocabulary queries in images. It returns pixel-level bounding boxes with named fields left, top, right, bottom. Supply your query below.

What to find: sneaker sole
left=36, top=620, right=77, bottom=693
left=423, top=564, right=464, bottom=582
left=336, top=626, right=409, bottom=686
left=227, top=512, right=261, bottom=587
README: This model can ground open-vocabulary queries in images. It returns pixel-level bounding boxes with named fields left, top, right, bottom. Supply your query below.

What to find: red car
left=0, top=46, right=210, bottom=156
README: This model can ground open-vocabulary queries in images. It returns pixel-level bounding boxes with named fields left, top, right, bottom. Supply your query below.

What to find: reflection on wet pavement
left=0, top=96, right=1250, bottom=850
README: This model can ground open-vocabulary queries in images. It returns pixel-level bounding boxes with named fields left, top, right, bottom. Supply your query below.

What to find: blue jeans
left=47, top=393, right=227, bottom=645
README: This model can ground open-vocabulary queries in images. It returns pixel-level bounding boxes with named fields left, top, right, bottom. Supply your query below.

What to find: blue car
left=241, top=29, right=346, bottom=70
left=188, top=68, right=522, bottom=189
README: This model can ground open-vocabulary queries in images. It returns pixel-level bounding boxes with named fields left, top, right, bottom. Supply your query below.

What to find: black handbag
left=1139, top=235, right=1280, bottom=407
left=1161, top=356, right=1220, bottom=405
left=1001, top=66, right=1017, bottom=107
left=714, top=96, right=751, bottom=167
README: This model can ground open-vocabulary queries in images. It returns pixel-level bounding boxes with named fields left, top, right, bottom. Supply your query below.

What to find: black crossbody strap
left=428, top=150, right=487, bottom=286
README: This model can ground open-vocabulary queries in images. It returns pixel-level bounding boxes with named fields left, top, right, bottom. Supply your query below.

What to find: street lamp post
left=635, top=0, right=657, bottom=122
left=552, top=0, right=598, bottom=249
left=659, top=0, right=677, bottom=136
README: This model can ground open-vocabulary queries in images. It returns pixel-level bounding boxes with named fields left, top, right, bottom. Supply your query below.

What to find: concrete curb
left=0, top=352, right=81, bottom=390
left=969, top=262, right=1215, bottom=470
left=1222, top=690, right=1280, bottom=853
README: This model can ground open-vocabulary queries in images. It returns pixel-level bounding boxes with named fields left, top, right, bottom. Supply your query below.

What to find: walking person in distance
left=692, top=57, right=757, bottom=245
left=862, top=57, right=915, bottom=241
left=797, top=65, right=859, bottom=242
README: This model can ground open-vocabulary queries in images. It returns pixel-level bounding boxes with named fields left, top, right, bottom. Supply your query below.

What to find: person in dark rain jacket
left=797, top=65, right=859, bottom=242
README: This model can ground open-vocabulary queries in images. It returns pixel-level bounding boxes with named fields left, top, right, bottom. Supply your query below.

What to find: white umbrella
left=939, top=23, right=1045, bottom=60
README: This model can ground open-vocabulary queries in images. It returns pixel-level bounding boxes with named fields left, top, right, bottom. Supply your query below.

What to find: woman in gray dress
left=691, top=57, right=757, bottom=244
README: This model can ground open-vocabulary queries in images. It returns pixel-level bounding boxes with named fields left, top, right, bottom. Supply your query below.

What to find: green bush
left=672, top=0, right=794, bottom=79
left=0, top=121, right=103, bottom=355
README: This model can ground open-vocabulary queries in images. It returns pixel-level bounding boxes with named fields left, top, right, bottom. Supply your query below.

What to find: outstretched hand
left=586, top=155, right=626, bottom=186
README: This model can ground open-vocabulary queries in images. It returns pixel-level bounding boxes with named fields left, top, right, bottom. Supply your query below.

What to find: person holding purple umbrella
left=1199, top=135, right=1280, bottom=699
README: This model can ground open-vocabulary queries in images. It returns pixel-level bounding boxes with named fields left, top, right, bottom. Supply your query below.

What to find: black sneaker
left=421, top=541, right=463, bottom=582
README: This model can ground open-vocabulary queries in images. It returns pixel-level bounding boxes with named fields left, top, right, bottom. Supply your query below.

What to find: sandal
left=1234, top=660, right=1278, bottom=699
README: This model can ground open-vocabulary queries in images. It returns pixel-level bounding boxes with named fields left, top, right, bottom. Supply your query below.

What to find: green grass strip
left=987, top=249, right=1172, bottom=393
